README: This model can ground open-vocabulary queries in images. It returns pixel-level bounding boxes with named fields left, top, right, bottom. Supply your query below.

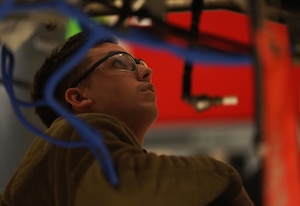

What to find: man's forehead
left=89, top=42, right=128, bottom=57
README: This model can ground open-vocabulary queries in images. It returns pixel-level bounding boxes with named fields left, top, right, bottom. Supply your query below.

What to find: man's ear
left=65, top=87, right=93, bottom=110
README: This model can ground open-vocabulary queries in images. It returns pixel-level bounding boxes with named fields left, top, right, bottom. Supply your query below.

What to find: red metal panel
left=256, top=22, right=300, bottom=206
left=131, top=11, right=255, bottom=123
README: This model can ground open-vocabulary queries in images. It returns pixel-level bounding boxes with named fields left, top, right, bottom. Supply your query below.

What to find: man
left=0, top=32, right=254, bottom=206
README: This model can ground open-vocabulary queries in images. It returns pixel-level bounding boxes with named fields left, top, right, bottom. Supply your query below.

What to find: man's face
left=80, top=42, right=158, bottom=129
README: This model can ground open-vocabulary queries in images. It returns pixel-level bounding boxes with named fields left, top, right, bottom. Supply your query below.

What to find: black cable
left=91, top=1, right=250, bottom=55
left=246, top=1, right=264, bottom=205
left=190, top=0, right=203, bottom=36
left=247, top=0, right=264, bottom=150
left=113, top=0, right=132, bottom=28
left=182, top=0, right=204, bottom=100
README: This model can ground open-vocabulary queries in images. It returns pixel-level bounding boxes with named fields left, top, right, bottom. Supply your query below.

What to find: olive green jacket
left=1, top=113, right=242, bottom=206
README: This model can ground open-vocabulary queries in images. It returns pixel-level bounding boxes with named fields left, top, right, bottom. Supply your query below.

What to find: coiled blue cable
left=1, top=0, right=119, bottom=186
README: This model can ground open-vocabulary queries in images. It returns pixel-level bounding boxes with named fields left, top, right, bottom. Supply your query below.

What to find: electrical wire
left=182, top=0, right=203, bottom=101
left=93, top=1, right=251, bottom=55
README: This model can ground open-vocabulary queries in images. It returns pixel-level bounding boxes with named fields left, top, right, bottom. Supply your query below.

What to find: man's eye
left=113, top=59, right=127, bottom=69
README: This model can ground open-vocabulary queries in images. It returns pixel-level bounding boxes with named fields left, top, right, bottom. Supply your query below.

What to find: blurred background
left=1, top=1, right=300, bottom=206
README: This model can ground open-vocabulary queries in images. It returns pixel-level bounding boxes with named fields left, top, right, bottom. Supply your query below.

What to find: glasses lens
left=103, top=53, right=136, bottom=71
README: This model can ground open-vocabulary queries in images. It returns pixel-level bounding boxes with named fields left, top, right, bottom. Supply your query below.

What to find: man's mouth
left=141, top=83, right=155, bottom=93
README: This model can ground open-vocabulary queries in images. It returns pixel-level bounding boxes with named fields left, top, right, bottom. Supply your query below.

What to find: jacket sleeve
left=72, top=114, right=251, bottom=206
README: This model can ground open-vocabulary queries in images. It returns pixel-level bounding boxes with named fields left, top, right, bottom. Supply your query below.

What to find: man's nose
left=136, top=65, right=153, bottom=82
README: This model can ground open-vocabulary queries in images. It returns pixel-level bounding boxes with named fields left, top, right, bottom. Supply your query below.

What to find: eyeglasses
left=69, top=51, right=148, bottom=88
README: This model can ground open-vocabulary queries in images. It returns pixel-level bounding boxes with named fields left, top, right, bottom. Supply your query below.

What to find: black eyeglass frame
left=69, top=51, right=145, bottom=88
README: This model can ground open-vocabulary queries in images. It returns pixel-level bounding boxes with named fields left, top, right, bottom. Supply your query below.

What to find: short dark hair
left=31, top=32, right=118, bottom=128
